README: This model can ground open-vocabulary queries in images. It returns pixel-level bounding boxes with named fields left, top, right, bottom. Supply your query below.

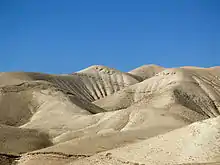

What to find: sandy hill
left=128, top=64, right=165, bottom=80
left=0, top=65, right=220, bottom=165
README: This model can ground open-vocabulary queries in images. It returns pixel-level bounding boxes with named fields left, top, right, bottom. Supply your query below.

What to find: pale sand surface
left=0, top=65, right=220, bottom=165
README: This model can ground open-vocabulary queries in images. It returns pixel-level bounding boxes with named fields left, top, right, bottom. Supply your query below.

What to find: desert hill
left=0, top=65, right=220, bottom=165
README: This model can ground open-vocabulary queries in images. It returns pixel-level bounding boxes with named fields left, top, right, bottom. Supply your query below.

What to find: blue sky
left=0, top=0, right=219, bottom=73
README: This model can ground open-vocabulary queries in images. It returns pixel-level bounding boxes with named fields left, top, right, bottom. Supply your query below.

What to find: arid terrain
left=0, top=65, right=220, bottom=165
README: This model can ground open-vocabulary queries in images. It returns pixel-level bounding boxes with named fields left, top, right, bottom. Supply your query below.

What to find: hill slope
left=0, top=65, right=220, bottom=165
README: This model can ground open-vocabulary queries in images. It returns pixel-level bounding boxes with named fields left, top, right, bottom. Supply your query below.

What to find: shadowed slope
left=17, top=67, right=220, bottom=159
left=0, top=124, right=52, bottom=154
left=94, top=68, right=220, bottom=118
left=16, top=116, right=220, bottom=165
left=0, top=65, right=139, bottom=103
left=1, top=65, right=220, bottom=165
left=0, top=80, right=104, bottom=155
left=76, top=65, right=140, bottom=100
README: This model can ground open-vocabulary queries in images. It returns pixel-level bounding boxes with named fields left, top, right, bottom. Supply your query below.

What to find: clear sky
left=0, top=0, right=219, bottom=73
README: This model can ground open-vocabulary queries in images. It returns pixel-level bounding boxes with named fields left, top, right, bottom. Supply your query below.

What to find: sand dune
left=0, top=65, right=220, bottom=165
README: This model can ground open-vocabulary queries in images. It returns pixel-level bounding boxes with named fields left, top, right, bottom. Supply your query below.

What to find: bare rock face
left=0, top=65, right=220, bottom=165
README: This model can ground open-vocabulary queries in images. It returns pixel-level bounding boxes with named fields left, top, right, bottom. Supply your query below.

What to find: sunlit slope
left=16, top=117, right=220, bottom=165
left=23, top=67, right=220, bottom=157
left=128, top=64, right=165, bottom=80
left=77, top=65, right=140, bottom=100
left=0, top=65, right=220, bottom=165
left=83, top=116, right=220, bottom=165
left=0, top=66, right=139, bottom=156
left=94, top=68, right=220, bottom=118
left=0, top=65, right=139, bottom=102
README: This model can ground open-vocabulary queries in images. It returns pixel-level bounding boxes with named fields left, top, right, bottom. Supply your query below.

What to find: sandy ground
left=0, top=65, right=220, bottom=165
